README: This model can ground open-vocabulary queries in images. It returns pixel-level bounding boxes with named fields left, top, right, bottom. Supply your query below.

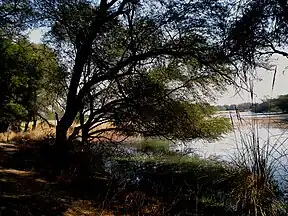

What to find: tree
left=31, top=0, right=239, bottom=145
left=20, top=41, right=66, bottom=131
left=0, top=38, right=28, bottom=132
left=0, top=37, right=66, bottom=132
left=274, top=95, right=288, bottom=113
left=225, top=0, right=288, bottom=63
left=253, top=95, right=288, bottom=113
left=0, top=0, right=35, bottom=38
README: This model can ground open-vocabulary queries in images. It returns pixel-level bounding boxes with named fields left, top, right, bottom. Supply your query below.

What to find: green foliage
left=135, top=139, right=170, bottom=154
left=116, top=154, right=225, bottom=169
left=274, top=95, right=288, bottom=113
left=0, top=37, right=65, bottom=131
left=111, top=75, right=232, bottom=141
left=114, top=153, right=238, bottom=215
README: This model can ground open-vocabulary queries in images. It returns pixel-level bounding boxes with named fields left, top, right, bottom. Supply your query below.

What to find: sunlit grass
left=0, top=124, right=55, bottom=143
left=0, top=169, right=34, bottom=176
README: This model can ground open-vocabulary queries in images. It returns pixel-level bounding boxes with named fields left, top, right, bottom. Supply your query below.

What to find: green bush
left=114, top=154, right=239, bottom=215
left=135, top=139, right=170, bottom=154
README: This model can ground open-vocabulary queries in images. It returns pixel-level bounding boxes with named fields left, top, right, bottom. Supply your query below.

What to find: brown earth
left=0, top=142, right=162, bottom=216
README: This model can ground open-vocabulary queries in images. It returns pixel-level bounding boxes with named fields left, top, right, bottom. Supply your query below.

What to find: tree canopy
left=253, top=94, right=288, bottom=113
left=225, top=0, right=288, bottom=64
left=2, top=0, right=288, bottom=144
left=32, top=0, right=237, bottom=143
left=0, top=0, right=35, bottom=38
left=0, top=38, right=66, bottom=132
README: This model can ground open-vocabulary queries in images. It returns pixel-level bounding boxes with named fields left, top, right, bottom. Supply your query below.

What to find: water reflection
left=175, top=116, right=288, bottom=191
left=183, top=126, right=288, bottom=160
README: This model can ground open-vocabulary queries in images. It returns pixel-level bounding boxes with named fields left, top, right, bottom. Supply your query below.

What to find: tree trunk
left=56, top=108, right=78, bottom=145
left=56, top=124, right=68, bottom=144
left=0, top=122, right=9, bottom=133
left=55, top=8, right=112, bottom=146
left=24, top=121, right=30, bottom=132
left=32, top=119, right=37, bottom=130
left=82, top=125, right=89, bottom=144
left=24, top=114, right=32, bottom=132
left=80, top=110, right=88, bottom=144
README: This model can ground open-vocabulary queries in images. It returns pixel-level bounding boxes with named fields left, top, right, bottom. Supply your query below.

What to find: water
left=173, top=115, right=288, bottom=190
left=218, top=111, right=288, bottom=119
left=180, top=126, right=288, bottom=160
left=178, top=112, right=288, bottom=158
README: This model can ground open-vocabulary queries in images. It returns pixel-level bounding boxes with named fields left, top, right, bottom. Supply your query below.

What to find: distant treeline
left=215, top=102, right=252, bottom=112
left=215, top=94, right=288, bottom=113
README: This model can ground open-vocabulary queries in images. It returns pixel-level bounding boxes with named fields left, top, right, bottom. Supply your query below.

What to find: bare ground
left=0, top=142, right=164, bottom=216
left=0, top=143, right=115, bottom=216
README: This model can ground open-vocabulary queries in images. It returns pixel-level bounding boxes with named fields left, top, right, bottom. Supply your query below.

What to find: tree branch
left=107, top=0, right=119, bottom=8
left=77, top=47, right=233, bottom=102
left=37, top=112, right=55, bottom=128
left=269, top=45, right=288, bottom=58
left=100, top=0, right=108, bottom=9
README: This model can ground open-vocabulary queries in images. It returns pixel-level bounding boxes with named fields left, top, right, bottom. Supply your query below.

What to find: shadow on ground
left=0, top=140, right=238, bottom=216
left=0, top=142, right=161, bottom=216
left=0, top=142, right=112, bottom=216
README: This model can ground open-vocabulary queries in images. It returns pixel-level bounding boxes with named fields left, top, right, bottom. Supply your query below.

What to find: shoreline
left=230, top=115, right=288, bottom=129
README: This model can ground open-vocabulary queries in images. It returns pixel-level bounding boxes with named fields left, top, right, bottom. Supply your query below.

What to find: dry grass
left=0, top=121, right=78, bottom=143
left=78, top=122, right=136, bottom=143
left=0, top=121, right=131, bottom=143
left=0, top=123, right=56, bottom=143
left=63, top=200, right=103, bottom=216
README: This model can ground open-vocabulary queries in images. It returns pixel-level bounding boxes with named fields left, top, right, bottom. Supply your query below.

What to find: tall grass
left=0, top=122, right=77, bottom=143
left=0, top=124, right=55, bottom=143
left=228, top=108, right=288, bottom=215
left=135, top=138, right=171, bottom=154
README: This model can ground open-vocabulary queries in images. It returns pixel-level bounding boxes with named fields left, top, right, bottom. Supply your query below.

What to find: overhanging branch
left=77, top=47, right=233, bottom=103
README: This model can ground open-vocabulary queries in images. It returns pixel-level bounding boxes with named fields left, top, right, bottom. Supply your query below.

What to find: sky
left=29, top=28, right=288, bottom=106
left=215, top=55, right=288, bottom=105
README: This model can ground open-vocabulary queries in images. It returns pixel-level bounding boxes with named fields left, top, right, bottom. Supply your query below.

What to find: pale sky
left=216, top=55, right=288, bottom=105
left=29, top=28, right=288, bottom=105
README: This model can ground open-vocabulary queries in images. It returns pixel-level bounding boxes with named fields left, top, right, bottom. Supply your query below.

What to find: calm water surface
left=181, top=112, right=288, bottom=159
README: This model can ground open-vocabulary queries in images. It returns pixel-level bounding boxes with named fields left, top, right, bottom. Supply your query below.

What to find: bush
left=135, top=139, right=170, bottom=154
left=113, top=154, right=238, bottom=215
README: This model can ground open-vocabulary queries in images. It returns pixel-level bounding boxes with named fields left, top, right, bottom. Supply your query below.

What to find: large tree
left=31, top=0, right=238, bottom=145
left=4, top=0, right=287, bottom=145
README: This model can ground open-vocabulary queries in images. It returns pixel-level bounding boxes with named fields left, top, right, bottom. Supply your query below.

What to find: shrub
left=135, top=139, right=170, bottom=154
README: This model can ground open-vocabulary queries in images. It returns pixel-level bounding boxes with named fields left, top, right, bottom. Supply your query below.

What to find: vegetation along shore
left=1, top=0, right=288, bottom=215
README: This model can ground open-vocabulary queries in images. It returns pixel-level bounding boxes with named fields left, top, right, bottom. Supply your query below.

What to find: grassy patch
left=134, top=138, right=170, bottom=154
left=113, top=153, right=239, bottom=215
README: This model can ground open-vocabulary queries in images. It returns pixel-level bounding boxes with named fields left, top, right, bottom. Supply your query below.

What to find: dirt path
left=0, top=143, right=113, bottom=216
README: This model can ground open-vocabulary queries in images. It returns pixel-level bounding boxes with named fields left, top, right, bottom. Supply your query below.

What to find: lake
left=174, top=112, right=288, bottom=188
left=178, top=111, right=288, bottom=159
